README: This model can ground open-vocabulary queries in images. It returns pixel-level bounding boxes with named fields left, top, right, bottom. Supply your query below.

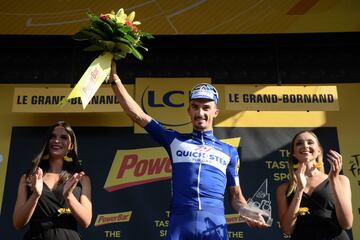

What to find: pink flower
left=100, top=14, right=110, bottom=21
left=125, top=20, right=138, bottom=31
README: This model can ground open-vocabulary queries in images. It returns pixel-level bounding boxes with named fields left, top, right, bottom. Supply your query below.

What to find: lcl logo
left=147, top=90, right=185, bottom=108
left=141, top=86, right=191, bottom=127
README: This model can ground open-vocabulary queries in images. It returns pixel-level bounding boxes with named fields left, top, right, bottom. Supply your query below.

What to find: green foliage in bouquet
left=73, top=8, right=153, bottom=60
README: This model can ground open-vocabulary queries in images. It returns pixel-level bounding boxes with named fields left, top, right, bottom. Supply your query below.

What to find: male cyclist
left=108, top=61, right=267, bottom=240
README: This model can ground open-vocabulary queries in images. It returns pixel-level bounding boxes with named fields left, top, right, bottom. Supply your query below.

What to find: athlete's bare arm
left=108, top=60, right=152, bottom=127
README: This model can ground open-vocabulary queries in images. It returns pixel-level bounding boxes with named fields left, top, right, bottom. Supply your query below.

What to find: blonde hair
left=286, top=130, right=324, bottom=196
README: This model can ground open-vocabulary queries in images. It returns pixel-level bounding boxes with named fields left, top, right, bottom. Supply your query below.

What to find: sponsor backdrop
left=0, top=82, right=359, bottom=239
left=0, top=0, right=360, bottom=35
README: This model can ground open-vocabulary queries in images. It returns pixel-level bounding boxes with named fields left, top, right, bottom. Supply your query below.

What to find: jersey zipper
left=197, top=131, right=205, bottom=210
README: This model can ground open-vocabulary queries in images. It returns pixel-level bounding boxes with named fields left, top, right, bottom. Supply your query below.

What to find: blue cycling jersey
left=144, top=119, right=240, bottom=215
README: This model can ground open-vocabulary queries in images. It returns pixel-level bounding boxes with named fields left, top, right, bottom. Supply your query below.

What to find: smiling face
left=48, top=126, right=73, bottom=159
left=187, top=99, right=219, bottom=131
left=292, top=132, right=322, bottom=164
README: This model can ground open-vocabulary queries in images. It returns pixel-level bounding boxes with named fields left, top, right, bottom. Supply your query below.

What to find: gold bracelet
left=111, top=79, right=120, bottom=86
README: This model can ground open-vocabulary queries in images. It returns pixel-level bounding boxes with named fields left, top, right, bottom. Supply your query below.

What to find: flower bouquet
left=74, top=8, right=153, bottom=61
left=61, top=8, right=153, bottom=109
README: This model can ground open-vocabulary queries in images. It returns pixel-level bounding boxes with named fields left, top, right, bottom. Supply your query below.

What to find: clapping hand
left=327, top=150, right=342, bottom=179
left=63, top=171, right=85, bottom=199
left=295, top=162, right=307, bottom=191
left=31, top=167, right=43, bottom=197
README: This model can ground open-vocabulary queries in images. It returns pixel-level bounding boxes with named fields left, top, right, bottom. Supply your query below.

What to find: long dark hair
left=25, top=121, right=83, bottom=184
left=286, top=130, right=324, bottom=196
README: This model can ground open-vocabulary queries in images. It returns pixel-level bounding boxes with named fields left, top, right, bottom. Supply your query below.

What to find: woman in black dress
left=276, top=130, right=353, bottom=240
left=13, top=121, right=92, bottom=239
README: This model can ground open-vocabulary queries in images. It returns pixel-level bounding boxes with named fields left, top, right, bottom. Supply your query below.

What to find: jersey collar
left=191, top=129, right=216, bottom=141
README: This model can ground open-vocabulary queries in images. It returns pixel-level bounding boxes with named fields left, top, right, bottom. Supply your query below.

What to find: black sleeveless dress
left=287, top=179, right=350, bottom=240
left=24, top=182, right=83, bottom=240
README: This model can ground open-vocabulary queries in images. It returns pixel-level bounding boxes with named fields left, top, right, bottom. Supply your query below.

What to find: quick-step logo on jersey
left=171, top=139, right=230, bottom=174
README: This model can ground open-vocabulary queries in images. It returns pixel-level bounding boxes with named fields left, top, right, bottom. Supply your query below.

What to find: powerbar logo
left=104, top=138, right=240, bottom=192
left=94, top=211, right=132, bottom=226
left=104, top=147, right=171, bottom=192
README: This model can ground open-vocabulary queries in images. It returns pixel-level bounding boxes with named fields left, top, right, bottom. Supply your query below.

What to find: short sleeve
left=226, top=146, right=240, bottom=187
left=144, top=119, right=177, bottom=149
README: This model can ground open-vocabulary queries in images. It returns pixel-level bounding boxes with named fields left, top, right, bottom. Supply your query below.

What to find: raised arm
left=13, top=169, right=43, bottom=230
left=327, top=150, right=353, bottom=229
left=276, top=182, right=303, bottom=235
left=108, top=60, right=152, bottom=127
left=63, top=172, right=92, bottom=228
left=276, top=163, right=307, bottom=235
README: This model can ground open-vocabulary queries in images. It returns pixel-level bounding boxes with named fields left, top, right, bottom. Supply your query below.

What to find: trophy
left=238, top=179, right=273, bottom=226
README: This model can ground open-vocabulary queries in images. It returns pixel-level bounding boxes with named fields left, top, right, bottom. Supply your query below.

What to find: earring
left=64, top=152, right=73, bottom=162
left=42, top=154, right=49, bottom=160
left=314, top=161, right=322, bottom=170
